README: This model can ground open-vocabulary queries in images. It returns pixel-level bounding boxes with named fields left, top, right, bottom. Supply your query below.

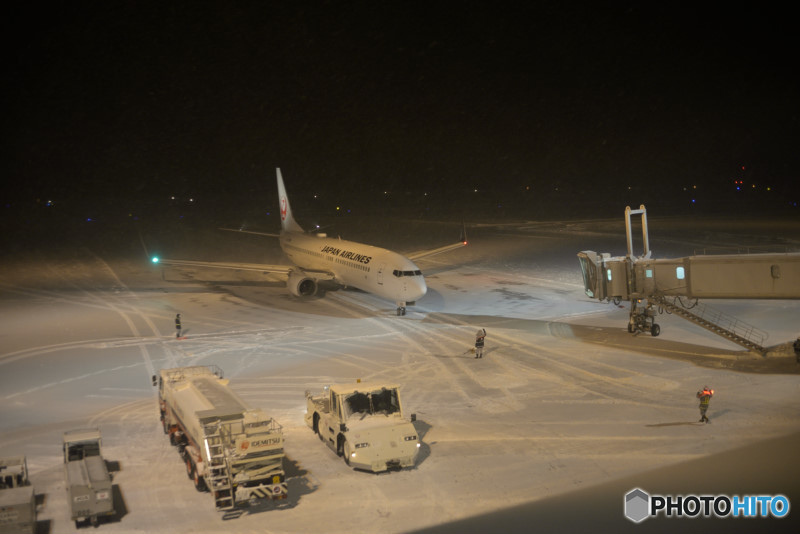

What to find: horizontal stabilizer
left=219, top=228, right=280, bottom=238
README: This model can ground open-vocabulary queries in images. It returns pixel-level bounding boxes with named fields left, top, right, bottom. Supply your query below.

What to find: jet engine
left=287, top=270, right=317, bottom=298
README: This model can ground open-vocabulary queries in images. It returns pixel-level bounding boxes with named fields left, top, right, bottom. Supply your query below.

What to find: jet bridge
left=577, top=205, right=800, bottom=353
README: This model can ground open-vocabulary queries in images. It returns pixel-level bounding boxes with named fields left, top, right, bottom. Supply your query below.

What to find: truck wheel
left=186, top=457, right=194, bottom=480
left=193, top=468, right=207, bottom=492
left=343, top=440, right=352, bottom=466
left=313, top=413, right=323, bottom=441
left=336, top=436, right=345, bottom=457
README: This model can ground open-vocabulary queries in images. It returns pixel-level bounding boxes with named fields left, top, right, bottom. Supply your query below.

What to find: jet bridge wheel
left=651, top=323, right=661, bottom=337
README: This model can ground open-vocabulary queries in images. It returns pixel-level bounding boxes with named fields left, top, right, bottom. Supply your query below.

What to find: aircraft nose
left=411, top=277, right=427, bottom=300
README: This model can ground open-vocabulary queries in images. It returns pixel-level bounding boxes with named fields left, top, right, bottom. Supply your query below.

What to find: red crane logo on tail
left=280, top=197, right=287, bottom=221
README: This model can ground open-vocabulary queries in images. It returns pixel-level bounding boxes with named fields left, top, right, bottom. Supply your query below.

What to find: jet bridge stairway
left=652, top=296, right=767, bottom=354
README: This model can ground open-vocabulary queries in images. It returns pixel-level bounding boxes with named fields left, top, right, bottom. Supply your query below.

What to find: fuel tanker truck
left=153, top=365, right=287, bottom=512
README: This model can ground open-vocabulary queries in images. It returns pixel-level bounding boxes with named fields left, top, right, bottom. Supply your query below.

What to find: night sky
left=5, top=2, right=799, bottom=223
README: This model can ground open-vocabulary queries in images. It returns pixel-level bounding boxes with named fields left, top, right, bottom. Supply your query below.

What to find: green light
left=152, top=257, right=160, bottom=263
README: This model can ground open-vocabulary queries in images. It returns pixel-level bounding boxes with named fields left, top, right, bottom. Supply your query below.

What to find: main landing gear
left=396, top=305, right=406, bottom=316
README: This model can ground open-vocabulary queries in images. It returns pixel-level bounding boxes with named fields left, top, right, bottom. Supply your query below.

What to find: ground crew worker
left=793, top=336, right=800, bottom=363
left=475, top=328, right=486, bottom=359
left=696, top=385, right=714, bottom=423
left=175, top=314, right=182, bottom=338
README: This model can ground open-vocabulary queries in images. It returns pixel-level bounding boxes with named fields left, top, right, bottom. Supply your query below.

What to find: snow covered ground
left=1, top=216, right=799, bottom=533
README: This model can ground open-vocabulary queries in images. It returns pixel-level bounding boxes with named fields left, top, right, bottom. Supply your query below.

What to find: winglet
left=276, top=168, right=304, bottom=233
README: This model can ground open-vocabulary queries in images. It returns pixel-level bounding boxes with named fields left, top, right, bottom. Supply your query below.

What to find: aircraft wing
left=407, top=223, right=468, bottom=261
left=152, top=258, right=338, bottom=281
left=407, top=240, right=467, bottom=261
left=152, top=258, right=292, bottom=274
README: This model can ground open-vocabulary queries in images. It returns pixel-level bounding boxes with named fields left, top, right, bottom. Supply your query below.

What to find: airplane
left=152, top=168, right=467, bottom=315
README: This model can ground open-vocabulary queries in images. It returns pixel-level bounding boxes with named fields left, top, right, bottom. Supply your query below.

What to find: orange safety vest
left=697, top=389, right=713, bottom=405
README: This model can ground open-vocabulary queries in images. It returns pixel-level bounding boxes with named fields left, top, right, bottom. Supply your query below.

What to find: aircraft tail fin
left=276, top=168, right=304, bottom=233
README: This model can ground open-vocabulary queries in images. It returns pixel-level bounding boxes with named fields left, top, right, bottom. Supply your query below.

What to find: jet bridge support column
left=624, top=205, right=659, bottom=335
left=625, top=204, right=650, bottom=260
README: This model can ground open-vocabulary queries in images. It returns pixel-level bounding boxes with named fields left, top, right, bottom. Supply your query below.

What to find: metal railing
left=655, top=296, right=767, bottom=352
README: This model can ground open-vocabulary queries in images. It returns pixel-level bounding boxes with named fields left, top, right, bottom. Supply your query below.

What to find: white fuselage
left=279, top=230, right=427, bottom=305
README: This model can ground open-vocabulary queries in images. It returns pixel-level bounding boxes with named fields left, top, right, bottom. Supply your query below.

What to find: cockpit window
left=343, top=388, right=400, bottom=418
left=344, top=392, right=371, bottom=417
left=392, top=270, right=422, bottom=277
left=371, top=388, right=399, bottom=414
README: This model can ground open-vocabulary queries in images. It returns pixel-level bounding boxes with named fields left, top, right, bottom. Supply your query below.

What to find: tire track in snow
left=328, top=292, right=476, bottom=403
left=84, top=252, right=177, bottom=376
left=424, top=312, right=677, bottom=408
